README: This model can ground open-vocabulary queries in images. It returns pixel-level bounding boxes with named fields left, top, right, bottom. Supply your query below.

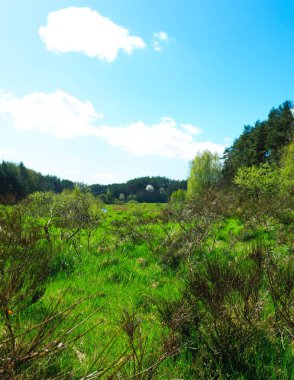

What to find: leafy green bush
left=234, top=163, right=280, bottom=198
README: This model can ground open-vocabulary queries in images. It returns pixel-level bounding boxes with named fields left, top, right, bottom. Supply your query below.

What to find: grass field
left=1, top=199, right=293, bottom=379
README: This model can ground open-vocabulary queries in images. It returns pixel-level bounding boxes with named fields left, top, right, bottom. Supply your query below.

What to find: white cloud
left=39, top=7, right=146, bottom=62
left=0, top=90, right=225, bottom=160
left=153, top=41, right=161, bottom=52
left=153, top=31, right=169, bottom=51
left=154, top=31, right=168, bottom=42
left=0, top=90, right=103, bottom=138
left=180, top=123, right=202, bottom=135
left=96, top=118, right=224, bottom=160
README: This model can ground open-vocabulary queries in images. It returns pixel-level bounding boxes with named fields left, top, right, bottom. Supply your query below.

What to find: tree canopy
left=90, top=176, right=187, bottom=203
left=223, top=101, right=294, bottom=180
left=0, top=161, right=76, bottom=203
left=186, top=151, right=222, bottom=199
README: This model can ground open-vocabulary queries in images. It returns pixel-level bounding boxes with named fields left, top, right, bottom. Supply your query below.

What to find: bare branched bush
left=119, top=310, right=178, bottom=380
left=0, top=207, right=52, bottom=321
left=20, top=189, right=104, bottom=251
left=266, top=253, right=294, bottom=330
left=156, top=239, right=293, bottom=378
left=156, top=191, right=224, bottom=269
left=0, top=295, right=103, bottom=379
left=0, top=207, right=102, bottom=378
left=0, top=202, right=172, bottom=379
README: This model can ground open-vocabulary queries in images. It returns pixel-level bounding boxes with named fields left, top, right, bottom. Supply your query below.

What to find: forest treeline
left=90, top=176, right=187, bottom=203
left=0, top=100, right=293, bottom=204
left=0, top=161, right=76, bottom=203
left=0, top=161, right=186, bottom=204
left=223, top=100, right=294, bottom=179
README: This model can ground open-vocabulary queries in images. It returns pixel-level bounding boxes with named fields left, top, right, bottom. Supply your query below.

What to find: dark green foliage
left=223, top=101, right=294, bottom=180
left=0, top=161, right=75, bottom=203
left=91, top=176, right=187, bottom=203
left=0, top=161, right=25, bottom=201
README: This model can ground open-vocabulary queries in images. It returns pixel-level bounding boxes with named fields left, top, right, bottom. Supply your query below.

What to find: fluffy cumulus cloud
left=0, top=90, right=103, bottom=138
left=97, top=118, right=224, bottom=160
left=153, top=31, right=169, bottom=51
left=39, top=7, right=146, bottom=62
left=0, top=90, right=225, bottom=160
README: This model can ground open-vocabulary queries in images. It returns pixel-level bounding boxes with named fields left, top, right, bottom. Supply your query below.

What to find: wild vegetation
left=0, top=101, right=293, bottom=379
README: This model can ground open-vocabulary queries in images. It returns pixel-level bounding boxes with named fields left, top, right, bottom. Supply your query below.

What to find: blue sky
left=0, top=0, right=293, bottom=184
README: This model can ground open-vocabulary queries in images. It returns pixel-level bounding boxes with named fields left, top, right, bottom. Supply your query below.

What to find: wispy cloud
left=39, top=7, right=146, bottom=62
left=0, top=90, right=225, bottom=160
left=153, top=31, right=169, bottom=51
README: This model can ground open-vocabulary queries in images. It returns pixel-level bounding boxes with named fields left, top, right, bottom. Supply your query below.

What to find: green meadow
left=1, top=194, right=293, bottom=379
